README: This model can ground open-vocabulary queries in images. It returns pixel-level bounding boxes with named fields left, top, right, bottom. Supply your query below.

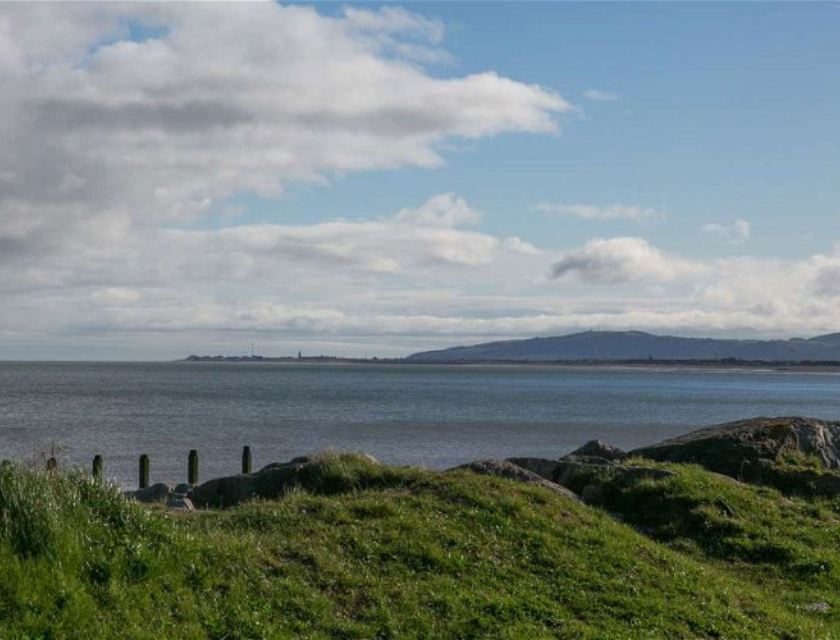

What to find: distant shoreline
left=179, top=355, right=840, bottom=373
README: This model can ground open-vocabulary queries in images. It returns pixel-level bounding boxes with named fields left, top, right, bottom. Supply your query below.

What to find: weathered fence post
left=188, top=449, right=199, bottom=485
left=242, top=446, right=252, bottom=474
left=139, top=454, right=150, bottom=489
left=92, top=454, right=103, bottom=480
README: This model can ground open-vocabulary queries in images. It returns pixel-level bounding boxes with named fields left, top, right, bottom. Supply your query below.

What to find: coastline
left=178, top=356, right=840, bottom=375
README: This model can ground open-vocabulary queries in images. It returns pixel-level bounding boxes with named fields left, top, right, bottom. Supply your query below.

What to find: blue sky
left=0, top=2, right=838, bottom=359
left=236, top=2, right=840, bottom=258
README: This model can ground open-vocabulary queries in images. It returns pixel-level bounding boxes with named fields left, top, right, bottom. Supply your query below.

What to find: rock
left=173, top=483, right=193, bottom=495
left=507, top=456, right=673, bottom=498
left=129, top=482, right=173, bottom=504
left=553, top=460, right=675, bottom=494
left=166, top=495, right=195, bottom=511
left=564, top=440, right=627, bottom=462
left=191, top=465, right=298, bottom=508
left=452, top=460, right=581, bottom=502
left=192, top=452, right=382, bottom=508
left=506, top=457, right=561, bottom=482
left=632, top=417, right=840, bottom=479
left=805, top=602, right=830, bottom=612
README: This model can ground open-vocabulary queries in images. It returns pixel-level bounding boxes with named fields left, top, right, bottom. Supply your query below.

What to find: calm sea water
left=1, top=361, right=839, bottom=489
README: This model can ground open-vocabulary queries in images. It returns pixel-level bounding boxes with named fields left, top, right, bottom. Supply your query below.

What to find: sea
left=1, top=361, right=839, bottom=489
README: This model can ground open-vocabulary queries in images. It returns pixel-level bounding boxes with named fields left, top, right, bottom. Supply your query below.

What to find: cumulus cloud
left=393, top=193, right=482, bottom=227
left=0, top=3, right=577, bottom=356
left=701, top=219, right=751, bottom=244
left=550, top=237, right=700, bottom=285
left=0, top=3, right=570, bottom=238
left=535, top=203, right=665, bottom=223
left=2, top=3, right=838, bottom=358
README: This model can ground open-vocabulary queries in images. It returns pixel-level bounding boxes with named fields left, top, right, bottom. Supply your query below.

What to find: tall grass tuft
left=0, top=463, right=61, bottom=558
left=0, top=463, right=169, bottom=561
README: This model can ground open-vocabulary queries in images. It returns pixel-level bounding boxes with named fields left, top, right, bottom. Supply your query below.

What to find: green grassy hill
left=0, top=454, right=837, bottom=637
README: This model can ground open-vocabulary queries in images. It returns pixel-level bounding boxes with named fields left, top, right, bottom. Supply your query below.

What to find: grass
left=0, top=453, right=837, bottom=637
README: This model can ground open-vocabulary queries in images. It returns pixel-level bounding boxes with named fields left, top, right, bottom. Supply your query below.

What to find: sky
left=0, top=1, right=838, bottom=360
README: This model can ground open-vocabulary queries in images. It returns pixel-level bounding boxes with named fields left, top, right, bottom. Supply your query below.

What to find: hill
left=407, top=330, right=840, bottom=362
left=1, top=452, right=837, bottom=636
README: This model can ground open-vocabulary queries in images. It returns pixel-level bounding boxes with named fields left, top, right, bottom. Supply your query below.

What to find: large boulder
left=564, top=440, right=627, bottom=462
left=452, top=460, right=581, bottom=502
left=192, top=458, right=317, bottom=508
left=551, top=461, right=674, bottom=498
left=128, top=482, right=173, bottom=504
left=631, top=417, right=840, bottom=479
left=505, top=457, right=561, bottom=482
left=191, top=453, right=383, bottom=508
left=504, top=441, right=627, bottom=486
left=506, top=456, right=674, bottom=506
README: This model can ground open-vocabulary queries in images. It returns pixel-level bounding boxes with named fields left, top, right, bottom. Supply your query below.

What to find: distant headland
left=182, top=329, right=840, bottom=367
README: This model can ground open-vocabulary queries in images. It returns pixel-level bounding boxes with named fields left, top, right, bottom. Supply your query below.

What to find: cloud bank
left=0, top=3, right=836, bottom=358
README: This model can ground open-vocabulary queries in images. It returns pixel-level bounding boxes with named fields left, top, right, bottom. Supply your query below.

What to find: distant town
left=181, top=330, right=840, bottom=368
left=183, top=353, right=383, bottom=363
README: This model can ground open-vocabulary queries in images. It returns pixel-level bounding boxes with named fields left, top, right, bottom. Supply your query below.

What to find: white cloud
left=583, top=89, right=619, bottom=102
left=343, top=6, right=445, bottom=44
left=535, top=203, right=665, bottom=223
left=342, top=6, right=448, bottom=62
left=393, top=193, right=482, bottom=227
left=0, top=3, right=570, bottom=238
left=814, top=266, right=840, bottom=297
left=701, top=219, right=751, bottom=244
left=550, top=237, right=701, bottom=285
left=0, top=3, right=576, bottom=356
left=501, top=237, right=540, bottom=255
left=2, top=4, right=838, bottom=358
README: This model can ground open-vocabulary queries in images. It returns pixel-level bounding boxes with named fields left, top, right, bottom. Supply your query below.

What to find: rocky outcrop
left=631, top=417, right=840, bottom=478
left=565, top=440, right=627, bottom=462
left=128, top=482, right=173, bottom=504
left=506, top=456, right=674, bottom=506
left=452, top=460, right=581, bottom=502
left=505, top=457, right=561, bottom=482
left=192, top=458, right=314, bottom=508
left=553, top=460, right=674, bottom=493
left=191, top=453, right=383, bottom=508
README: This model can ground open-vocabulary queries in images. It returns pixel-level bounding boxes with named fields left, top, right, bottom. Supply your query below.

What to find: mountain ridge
left=406, top=330, right=840, bottom=362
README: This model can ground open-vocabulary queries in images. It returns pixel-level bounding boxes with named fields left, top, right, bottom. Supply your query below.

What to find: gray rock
left=564, top=440, right=627, bottom=462
left=506, top=457, right=561, bottom=482
left=553, top=460, right=675, bottom=493
left=166, top=495, right=195, bottom=511
left=192, top=468, right=285, bottom=508
left=632, top=416, right=840, bottom=478
left=191, top=453, right=382, bottom=508
left=129, top=482, right=173, bottom=504
left=173, top=483, right=193, bottom=495
left=452, top=460, right=581, bottom=502
left=508, top=456, right=673, bottom=494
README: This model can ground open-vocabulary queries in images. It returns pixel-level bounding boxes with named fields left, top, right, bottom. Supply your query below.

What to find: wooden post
left=139, top=454, right=150, bottom=489
left=92, top=455, right=103, bottom=480
left=188, top=449, right=199, bottom=485
left=242, top=446, right=252, bottom=474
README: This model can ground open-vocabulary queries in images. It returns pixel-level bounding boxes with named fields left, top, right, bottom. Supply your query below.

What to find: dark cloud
left=31, top=99, right=253, bottom=133
left=814, top=266, right=840, bottom=297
